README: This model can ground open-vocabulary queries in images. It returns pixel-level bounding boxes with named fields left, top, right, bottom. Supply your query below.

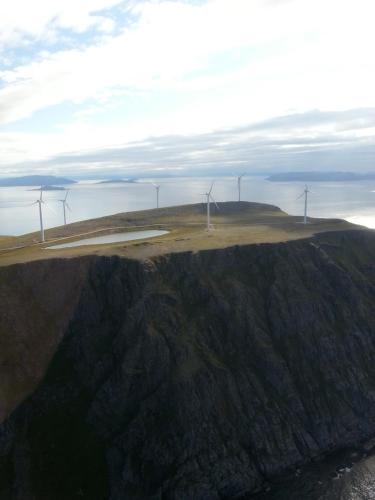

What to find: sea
left=251, top=446, right=375, bottom=500
left=0, top=175, right=375, bottom=236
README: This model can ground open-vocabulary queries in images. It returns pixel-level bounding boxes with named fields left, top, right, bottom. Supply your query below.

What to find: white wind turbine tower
left=297, top=185, right=310, bottom=224
left=59, top=190, right=71, bottom=225
left=201, top=182, right=219, bottom=231
left=33, top=188, right=45, bottom=242
left=152, top=184, right=160, bottom=209
left=237, top=173, right=245, bottom=202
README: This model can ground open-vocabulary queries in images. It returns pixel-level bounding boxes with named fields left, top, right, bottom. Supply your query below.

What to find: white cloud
left=0, top=0, right=124, bottom=48
left=1, top=108, right=374, bottom=177
left=0, top=0, right=374, bottom=120
left=0, top=0, right=374, bottom=172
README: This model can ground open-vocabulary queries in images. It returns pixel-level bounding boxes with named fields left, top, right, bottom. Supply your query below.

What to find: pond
left=46, top=229, right=169, bottom=249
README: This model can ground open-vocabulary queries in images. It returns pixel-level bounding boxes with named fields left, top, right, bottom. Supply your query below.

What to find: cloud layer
left=0, top=0, right=374, bottom=177
left=6, top=108, right=373, bottom=178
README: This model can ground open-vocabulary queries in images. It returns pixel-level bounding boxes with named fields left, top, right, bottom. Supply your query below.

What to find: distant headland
left=0, top=175, right=76, bottom=187
left=30, top=185, right=67, bottom=191
left=267, top=171, right=375, bottom=182
left=97, top=178, right=138, bottom=184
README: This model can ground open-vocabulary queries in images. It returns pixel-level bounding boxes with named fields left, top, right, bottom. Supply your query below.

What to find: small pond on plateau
left=46, top=230, right=169, bottom=249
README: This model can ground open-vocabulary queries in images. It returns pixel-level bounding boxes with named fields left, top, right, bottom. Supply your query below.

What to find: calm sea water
left=0, top=176, right=374, bottom=236
left=251, top=447, right=375, bottom=500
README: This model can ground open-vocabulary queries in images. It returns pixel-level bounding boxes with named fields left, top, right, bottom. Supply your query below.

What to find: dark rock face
left=0, top=230, right=375, bottom=499
left=0, top=257, right=90, bottom=422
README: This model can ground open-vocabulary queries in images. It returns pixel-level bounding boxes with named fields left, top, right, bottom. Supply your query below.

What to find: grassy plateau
left=0, top=201, right=363, bottom=266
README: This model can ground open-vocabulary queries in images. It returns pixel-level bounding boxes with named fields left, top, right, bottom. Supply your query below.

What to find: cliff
left=0, top=229, right=375, bottom=499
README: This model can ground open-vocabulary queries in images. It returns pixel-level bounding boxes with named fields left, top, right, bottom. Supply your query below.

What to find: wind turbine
left=201, top=182, right=219, bottom=231
left=59, top=190, right=71, bottom=225
left=297, top=185, right=310, bottom=224
left=152, top=183, right=160, bottom=209
left=237, top=173, right=246, bottom=202
left=33, top=188, right=45, bottom=242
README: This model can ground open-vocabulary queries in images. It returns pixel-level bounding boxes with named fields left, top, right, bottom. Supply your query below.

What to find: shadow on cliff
left=0, top=230, right=375, bottom=499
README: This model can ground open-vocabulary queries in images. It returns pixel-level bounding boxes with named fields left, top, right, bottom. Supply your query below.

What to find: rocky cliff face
left=0, top=230, right=375, bottom=499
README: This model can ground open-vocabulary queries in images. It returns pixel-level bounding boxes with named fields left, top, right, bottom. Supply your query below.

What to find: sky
left=0, top=0, right=374, bottom=178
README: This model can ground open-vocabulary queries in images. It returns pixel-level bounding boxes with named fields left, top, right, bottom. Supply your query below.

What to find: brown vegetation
left=0, top=201, right=360, bottom=266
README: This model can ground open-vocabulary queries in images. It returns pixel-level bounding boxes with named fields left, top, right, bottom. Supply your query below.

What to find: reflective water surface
left=251, top=448, right=375, bottom=500
left=46, top=230, right=169, bottom=249
left=0, top=176, right=374, bottom=235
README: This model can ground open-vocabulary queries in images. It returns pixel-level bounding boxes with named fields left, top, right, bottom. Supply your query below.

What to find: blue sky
left=0, top=0, right=374, bottom=178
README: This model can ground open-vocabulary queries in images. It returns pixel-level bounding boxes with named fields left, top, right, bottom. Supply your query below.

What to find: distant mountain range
left=97, top=178, right=138, bottom=184
left=267, top=171, right=375, bottom=182
left=30, top=185, right=67, bottom=191
left=0, top=175, right=76, bottom=187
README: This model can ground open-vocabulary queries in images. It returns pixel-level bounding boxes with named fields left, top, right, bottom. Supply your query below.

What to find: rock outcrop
left=0, top=229, right=375, bottom=499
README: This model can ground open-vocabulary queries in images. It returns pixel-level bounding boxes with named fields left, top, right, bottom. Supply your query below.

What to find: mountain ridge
left=267, top=171, right=375, bottom=182
left=0, top=175, right=76, bottom=187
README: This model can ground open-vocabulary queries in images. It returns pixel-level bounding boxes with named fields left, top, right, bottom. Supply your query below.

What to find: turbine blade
left=66, top=203, right=72, bottom=212
left=45, top=203, right=57, bottom=215
left=296, top=192, right=305, bottom=200
left=208, top=181, right=215, bottom=195
left=65, top=189, right=70, bottom=201
left=210, top=195, right=219, bottom=210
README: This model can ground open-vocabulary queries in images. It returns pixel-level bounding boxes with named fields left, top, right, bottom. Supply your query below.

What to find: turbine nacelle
left=59, top=189, right=71, bottom=225
left=296, top=185, right=311, bottom=225
left=58, top=189, right=70, bottom=203
left=152, top=183, right=161, bottom=208
left=202, top=181, right=219, bottom=231
left=33, top=187, right=45, bottom=242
